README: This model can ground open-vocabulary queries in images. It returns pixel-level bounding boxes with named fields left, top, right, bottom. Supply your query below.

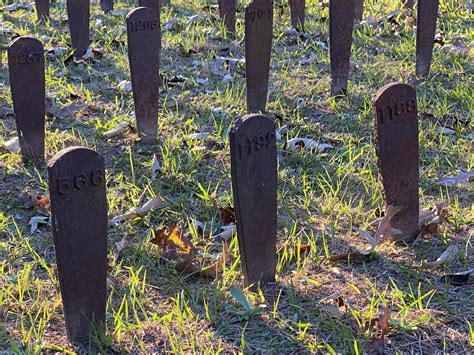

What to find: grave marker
left=289, top=0, right=305, bottom=29
left=138, top=0, right=160, bottom=15
left=230, top=114, right=277, bottom=287
left=218, top=0, right=237, bottom=33
left=67, top=0, right=90, bottom=59
left=8, top=37, right=45, bottom=162
left=35, top=0, right=50, bottom=22
left=354, top=0, right=363, bottom=20
left=373, top=83, right=419, bottom=237
left=48, top=147, right=107, bottom=345
left=329, top=0, right=355, bottom=95
left=127, top=7, right=160, bottom=143
left=245, top=0, right=273, bottom=113
left=416, top=0, right=439, bottom=77
left=100, top=0, right=113, bottom=13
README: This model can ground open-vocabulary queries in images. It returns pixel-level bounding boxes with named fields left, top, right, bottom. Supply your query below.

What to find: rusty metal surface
left=218, top=0, right=236, bottom=33
left=230, top=114, right=277, bottom=287
left=416, top=0, right=439, bottom=77
left=100, top=0, right=113, bottom=13
left=127, top=7, right=160, bottom=143
left=48, top=147, right=107, bottom=345
left=67, top=0, right=90, bottom=59
left=35, top=0, right=50, bottom=22
left=8, top=37, right=45, bottom=162
left=329, top=0, right=355, bottom=95
left=289, top=0, right=305, bottom=29
left=354, top=0, right=363, bottom=20
left=373, top=82, right=419, bottom=237
left=245, top=0, right=273, bottom=113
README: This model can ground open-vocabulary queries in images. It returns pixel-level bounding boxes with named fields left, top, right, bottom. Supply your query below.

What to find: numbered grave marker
left=218, top=0, right=237, bottom=33
left=289, top=0, right=305, bottom=29
left=127, top=7, right=160, bottom=143
left=67, top=0, right=90, bottom=59
left=329, top=0, right=355, bottom=95
left=416, top=0, right=439, bottom=77
left=48, top=147, right=107, bottom=345
left=35, top=0, right=50, bottom=22
left=245, top=0, right=273, bottom=113
left=100, top=0, right=113, bottom=13
left=373, top=83, right=419, bottom=237
left=354, top=0, right=363, bottom=20
left=230, top=114, right=277, bottom=287
left=8, top=37, right=45, bottom=162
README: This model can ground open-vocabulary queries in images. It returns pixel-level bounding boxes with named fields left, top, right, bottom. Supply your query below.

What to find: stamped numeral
left=238, top=130, right=275, bottom=158
left=130, top=19, right=159, bottom=32
left=378, top=99, right=417, bottom=122
left=57, top=169, right=105, bottom=195
left=248, top=9, right=271, bottom=21
left=14, top=53, right=42, bottom=64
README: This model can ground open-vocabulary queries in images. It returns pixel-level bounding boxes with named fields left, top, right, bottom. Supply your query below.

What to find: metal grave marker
left=8, top=37, right=45, bottom=162
left=67, top=0, right=90, bottom=59
left=373, top=83, right=419, bottom=237
left=230, top=114, right=277, bottom=287
left=289, top=0, right=305, bottom=29
left=48, top=147, right=107, bottom=345
left=245, top=0, right=273, bottom=113
left=329, top=0, right=355, bottom=95
left=416, top=0, right=439, bottom=77
left=354, top=0, right=364, bottom=20
left=35, top=0, right=50, bottom=22
left=138, top=0, right=160, bottom=15
left=218, top=0, right=237, bottom=33
left=126, top=7, right=160, bottom=143
left=100, top=0, right=113, bottom=13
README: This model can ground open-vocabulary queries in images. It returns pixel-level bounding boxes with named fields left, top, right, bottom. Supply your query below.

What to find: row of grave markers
left=46, top=81, right=419, bottom=345
left=8, top=0, right=440, bottom=161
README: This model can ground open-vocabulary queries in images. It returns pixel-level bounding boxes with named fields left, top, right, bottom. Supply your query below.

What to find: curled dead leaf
left=110, top=197, right=162, bottom=224
left=329, top=249, right=375, bottom=263
left=103, top=122, right=131, bottom=138
left=422, top=244, right=460, bottom=270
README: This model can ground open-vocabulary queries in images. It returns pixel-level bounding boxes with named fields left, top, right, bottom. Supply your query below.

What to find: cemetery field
left=0, top=0, right=473, bottom=353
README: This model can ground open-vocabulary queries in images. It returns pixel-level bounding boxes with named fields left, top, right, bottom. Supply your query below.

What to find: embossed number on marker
left=57, top=169, right=105, bottom=195
left=238, top=130, right=275, bottom=158
left=130, top=20, right=159, bottom=32
left=378, top=99, right=417, bottom=122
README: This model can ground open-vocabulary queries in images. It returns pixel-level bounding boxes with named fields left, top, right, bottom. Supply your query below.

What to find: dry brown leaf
left=150, top=224, right=197, bottom=259
left=113, top=236, right=128, bottom=260
left=178, top=243, right=230, bottom=278
left=422, top=244, right=460, bottom=270
left=377, top=205, right=404, bottom=242
left=219, top=206, right=235, bottom=224
left=103, top=122, right=131, bottom=138
left=213, top=224, right=237, bottom=242
left=320, top=296, right=346, bottom=318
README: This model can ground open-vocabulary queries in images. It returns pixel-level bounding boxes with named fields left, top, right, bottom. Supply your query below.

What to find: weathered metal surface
left=8, top=37, right=45, bottom=162
left=354, top=0, right=363, bottom=20
left=230, top=114, right=277, bottom=287
left=245, top=0, right=273, bottom=113
left=67, top=0, right=90, bottom=59
left=416, top=0, right=439, bottom=77
left=289, top=0, right=305, bottom=29
left=329, top=0, right=355, bottom=95
left=126, top=7, right=160, bottom=143
left=373, top=82, right=419, bottom=237
left=35, top=0, right=50, bottom=22
left=218, top=0, right=237, bottom=33
left=48, top=147, right=107, bottom=345
left=100, top=0, right=113, bottom=13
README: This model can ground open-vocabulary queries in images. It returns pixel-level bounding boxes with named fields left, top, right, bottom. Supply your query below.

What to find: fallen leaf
left=376, top=205, right=404, bottom=242
left=29, top=216, right=50, bottom=234
left=320, top=297, right=346, bottom=318
left=150, top=224, right=197, bottom=259
left=113, top=236, right=128, bottom=260
left=4, top=137, right=20, bottom=153
left=0, top=105, right=14, bottom=116
left=437, top=126, right=456, bottom=135
left=219, top=207, right=235, bottom=224
left=103, top=122, right=131, bottom=138
left=287, top=138, right=333, bottom=152
left=117, top=80, right=132, bottom=92
left=438, top=171, right=474, bottom=186
left=419, top=202, right=448, bottom=237
left=178, top=243, right=230, bottom=278
left=152, top=152, right=161, bottom=176
left=213, top=224, right=237, bottom=242
left=422, top=244, right=460, bottom=270
left=110, top=197, right=162, bottom=224
left=54, top=101, right=90, bottom=119
left=187, top=132, right=210, bottom=140
left=441, top=269, right=474, bottom=286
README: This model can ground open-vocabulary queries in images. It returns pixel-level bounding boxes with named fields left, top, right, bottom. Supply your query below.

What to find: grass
left=1, top=0, right=473, bottom=352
